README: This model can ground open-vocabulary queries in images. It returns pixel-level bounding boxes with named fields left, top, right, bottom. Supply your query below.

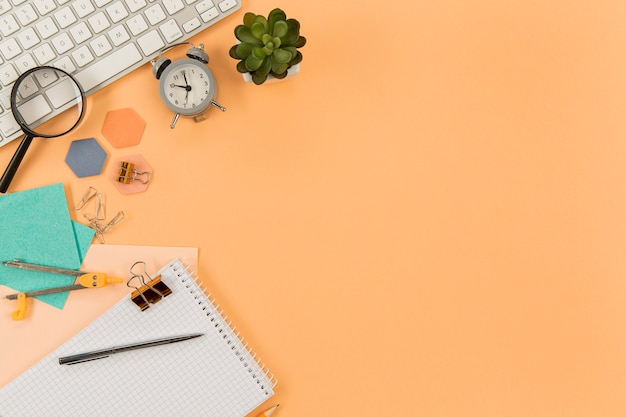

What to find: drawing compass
left=2, top=259, right=122, bottom=320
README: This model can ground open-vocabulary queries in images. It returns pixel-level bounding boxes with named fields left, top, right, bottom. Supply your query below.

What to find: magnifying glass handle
left=0, top=135, right=34, bottom=194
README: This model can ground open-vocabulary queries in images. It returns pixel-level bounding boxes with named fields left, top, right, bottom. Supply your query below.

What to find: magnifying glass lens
left=12, top=67, right=84, bottom=138
left=0, top=66, right=85, bottom=193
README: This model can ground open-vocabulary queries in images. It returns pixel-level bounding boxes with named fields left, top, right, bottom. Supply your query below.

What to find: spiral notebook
left=0, top=259, right=276, bottom=416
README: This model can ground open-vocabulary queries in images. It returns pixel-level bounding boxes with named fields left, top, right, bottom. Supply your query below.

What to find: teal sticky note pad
left=0, top=183, right=92, bottom=309
left=73, top=220, right=95, bottom=264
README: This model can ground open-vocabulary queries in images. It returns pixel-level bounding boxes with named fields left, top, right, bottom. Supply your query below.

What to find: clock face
left=159, top=59, right=216, bottom=116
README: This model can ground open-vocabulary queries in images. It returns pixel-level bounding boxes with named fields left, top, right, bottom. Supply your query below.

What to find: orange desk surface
left=2, top=1, right=626, bottom=416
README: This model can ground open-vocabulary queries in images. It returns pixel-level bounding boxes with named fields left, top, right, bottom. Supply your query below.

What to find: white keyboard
left=0, top=0, right=241, bottom=147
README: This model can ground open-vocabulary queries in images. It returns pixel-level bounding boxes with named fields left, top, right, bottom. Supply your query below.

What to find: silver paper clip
left=75, top=186, right=97, bottom=210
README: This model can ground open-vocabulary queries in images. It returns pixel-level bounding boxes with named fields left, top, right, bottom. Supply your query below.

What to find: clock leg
left=170, top=113, right=180, bottom=129
left=210, top=100, right=226, bottom=112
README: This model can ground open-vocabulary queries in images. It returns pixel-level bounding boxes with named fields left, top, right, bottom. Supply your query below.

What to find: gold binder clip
left=127, top=262, right=172, bottom=311
left=117, top=161, right=151, bottom=184
left=127, top=274, right=158, bottom=311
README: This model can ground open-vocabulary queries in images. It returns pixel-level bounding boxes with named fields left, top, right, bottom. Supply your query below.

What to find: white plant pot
left=243, top=64, right=300, bottom=84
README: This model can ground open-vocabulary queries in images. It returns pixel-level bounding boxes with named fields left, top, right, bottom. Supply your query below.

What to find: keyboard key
left=0, top=88, right=11, bottom=108
left=0, top=14, right=19, bottom=36
left=106, top=1, right=129, bottom=23
left=33, top=0, right=57, bottom=16
left=0, top=112, right=21, bottom=139
left=200, top=7, right=218, bottom=23
left=74, top=43, right=142, bottom=91
left=0, top=63, right=18, bottom=87
left=16, top=73, right=39, bottom=99
left=33, top=43, right=55, bottom=65
left=35, top=16, right=60, bottom=39
left=13, top=54, right=37, bottom=74
left=34, top=67, right=59, bottom=88
left=52, top=56, right=76, bottom=74
left=90, top=35, right=113, bottom=57
left=145, top=4, right=166, bottom=25
left=17, top=28, right=41, bottom=50
left=72, top=0, right=95, bottom=18
left=72, top=45, right=95, bottom=67
left=127, top=14, right=149, bottom=36
left=108, top=25, right=131, bottom=46
left=163, top=0, right=184, bottom=15
left=15, top=4, right=38, bottom=25
left=137, top=30, right=164, bottom=56
left=46, top=77, right=81, bottom=108
left=53, top=6, right=77, bottom=29
left=218, top=0, right=237, bottom=12
left=195, top=0, right=212, bottom=14
left=125, top=0, right=147, bottom=13
left=88, top=12, right=111, bottom=34
left=182, top=17, right=201, bottom=33
left=51, top=32, right=74, bottom=54
left=18, top=94, right=52, bottom=125
left=0, top=38, right=22, bottom=60
left=0, top=1, right=12, bottom=16
left=70, top=21, right=93, bottom=44
left=159, top=19, right=183, bottom=43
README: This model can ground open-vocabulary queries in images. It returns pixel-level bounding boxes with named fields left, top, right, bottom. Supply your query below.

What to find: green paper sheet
left=0, top=183, right=95, bottom=309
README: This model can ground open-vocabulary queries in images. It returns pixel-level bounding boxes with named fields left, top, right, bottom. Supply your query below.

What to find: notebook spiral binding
left=171, top=260, right=278, bottom=391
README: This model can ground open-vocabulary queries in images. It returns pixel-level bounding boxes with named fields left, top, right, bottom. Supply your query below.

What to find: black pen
left=58, top=333, right=204, bottom=365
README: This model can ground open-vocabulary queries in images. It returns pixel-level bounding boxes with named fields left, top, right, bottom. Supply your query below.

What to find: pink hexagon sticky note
left=102, top=108, right=145, bottom=148
left=110, top=154, right=153, bottom=194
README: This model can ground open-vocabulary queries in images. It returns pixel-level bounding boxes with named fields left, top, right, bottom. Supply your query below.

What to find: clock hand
left=170, top=84, right=192, bottom=91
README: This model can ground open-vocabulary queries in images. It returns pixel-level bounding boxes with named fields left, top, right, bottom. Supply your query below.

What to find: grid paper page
left=0, top=259, right=274, bottom=417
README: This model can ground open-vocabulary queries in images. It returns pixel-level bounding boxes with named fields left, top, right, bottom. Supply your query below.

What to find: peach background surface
left=2, top=1, right=626, bottom=416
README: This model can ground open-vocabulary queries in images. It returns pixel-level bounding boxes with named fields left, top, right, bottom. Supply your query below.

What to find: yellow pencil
left=258, top=404, right=280, bottom=417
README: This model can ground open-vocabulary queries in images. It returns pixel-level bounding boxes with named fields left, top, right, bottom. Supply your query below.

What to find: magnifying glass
left=0, top=66, right=85, bottom=193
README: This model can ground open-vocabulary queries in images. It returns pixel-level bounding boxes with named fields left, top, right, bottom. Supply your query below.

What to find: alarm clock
left=151, top=42, right=226, bottom=129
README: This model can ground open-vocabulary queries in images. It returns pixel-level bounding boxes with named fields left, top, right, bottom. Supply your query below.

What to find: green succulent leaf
left=235, top=25, right=262, bottom=44
left=245, top=54, right=265, bottom=71
left=251, top=72, right=268, bottom=85
left=289, top=51, right=303, bottom=66
left=294, top=36, right=306, bottom=48
left=253, top=15, right=268, bottom=28
left=268, top=8, right=287, bottom=34
left=235, top=42, right=254, bottom=59
left=282, top=46, right=296, bottom=57
left=243, top=12, right=256, bottom=27
left=256, top=57, right=272, bottom=77
left=273, top=21, right=288, bottom=38
left=280, top=19, right=300, bottom=45
left=236, top=60, right=248, bottom=73
left=228, top=44, right=240, bottom=59
left=271, top=70, right=288, bottom=79
left=272, top=48, right=293, bottom=64
left=270, top=55, right=289, bottom=74
left=252, top=46, right=269, bottom=59
left=262, top=34, right=272, bottom=44
left=251, top=22, right=267, bottom=39
left=252, top=46, right=267, bottom=59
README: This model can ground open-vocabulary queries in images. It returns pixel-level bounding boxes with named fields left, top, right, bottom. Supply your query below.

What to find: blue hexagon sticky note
left=65, top=138, right=108, bottom=178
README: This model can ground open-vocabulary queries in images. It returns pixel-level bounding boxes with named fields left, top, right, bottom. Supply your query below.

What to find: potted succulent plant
left=229, top=8, right=306, bottom=85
